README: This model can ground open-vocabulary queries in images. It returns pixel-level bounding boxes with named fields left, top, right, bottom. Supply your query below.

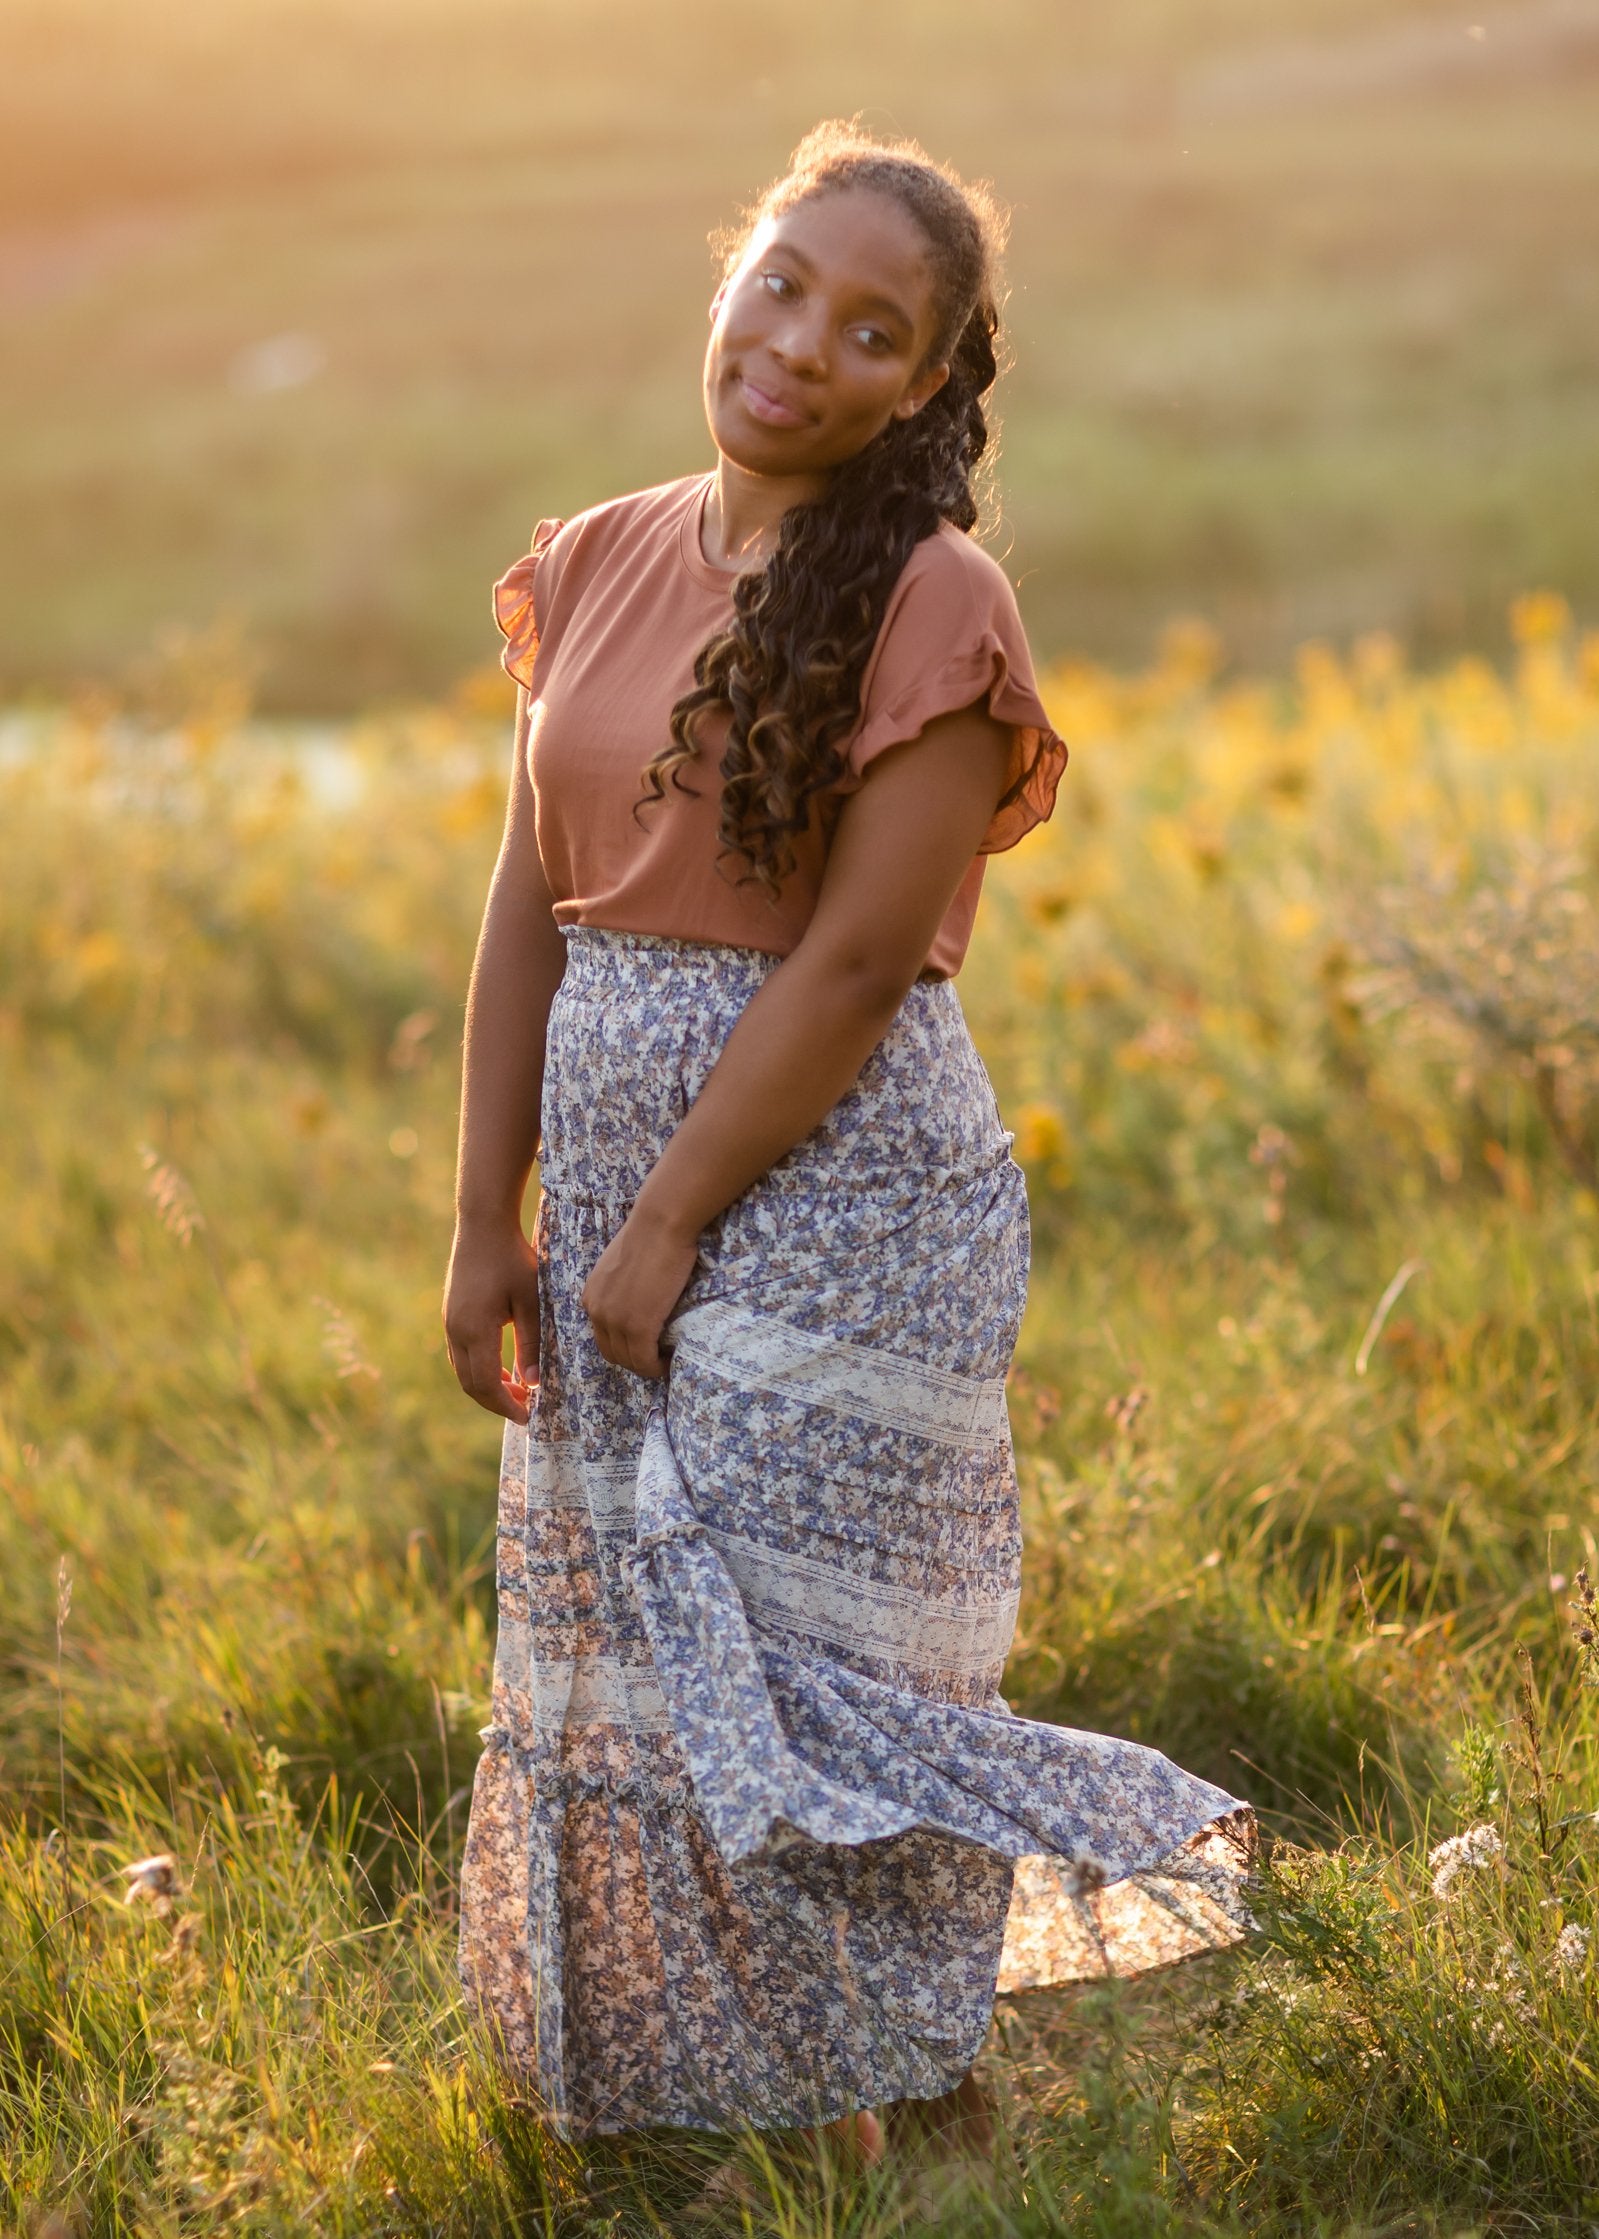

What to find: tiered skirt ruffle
left=458, top=928, right=1254, bottom=2134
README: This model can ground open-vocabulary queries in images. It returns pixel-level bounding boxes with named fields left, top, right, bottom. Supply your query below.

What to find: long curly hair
left=635, top=119, right=1012, bottom=900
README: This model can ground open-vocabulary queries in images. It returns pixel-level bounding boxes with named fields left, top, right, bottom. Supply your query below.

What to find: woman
left=444, top=120, right=1254, bottom=2166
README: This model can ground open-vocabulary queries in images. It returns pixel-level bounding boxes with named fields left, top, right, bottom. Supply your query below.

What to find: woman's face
left=703, top=186, right=952, bottom=476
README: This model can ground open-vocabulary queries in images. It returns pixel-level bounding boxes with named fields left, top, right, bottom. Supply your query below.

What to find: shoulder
left=895, top=514, right=1021, bottom=600
left=843, top=516, right=1068, bottom=856
left=542, top=472, right=704, bottom=568
left=864, top=522, right=1034, bottom=684
left=879, top=521, right=1030, bottom=636
left=494, top=474, right=703, bottom=689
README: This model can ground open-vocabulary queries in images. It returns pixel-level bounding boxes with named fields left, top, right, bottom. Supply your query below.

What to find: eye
left=759, top=269, right=797, bottom=299
left=853, top=328, right=892, bottom=353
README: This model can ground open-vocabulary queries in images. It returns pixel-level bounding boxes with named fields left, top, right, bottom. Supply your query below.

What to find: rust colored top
left=491, top=469, right=1067, bottom=979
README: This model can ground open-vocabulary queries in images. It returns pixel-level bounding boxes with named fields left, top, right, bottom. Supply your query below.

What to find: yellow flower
left=1577, top=631, right=1599, bottom=700
left=1509, top=589, right=1572, bottom=646
left=1025, top=887, right=1076, bottom=927
left=1154, top=615, right=1225, bottom=690
left=453, top=663, right=518, bottom=720
left=73, top=930, right=125, bottom=981
left=1012, top=954, right=1051, bottom=1004
left=1011, top=1102, right=1071, bottom=1172
left=443, top=773, right=504, bottom=833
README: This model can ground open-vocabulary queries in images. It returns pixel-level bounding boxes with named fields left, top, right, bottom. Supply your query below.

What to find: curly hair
left=634, top=118, right=1013, bottom=900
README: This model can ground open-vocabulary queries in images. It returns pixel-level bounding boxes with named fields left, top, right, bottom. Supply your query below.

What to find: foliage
left=2, top=597, right=1597, bottom=2231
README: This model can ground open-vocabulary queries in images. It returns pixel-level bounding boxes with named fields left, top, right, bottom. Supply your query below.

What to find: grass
left=3, top=595, right=1599, bottom=2230
left=2, top=0, right=1598, bottom=705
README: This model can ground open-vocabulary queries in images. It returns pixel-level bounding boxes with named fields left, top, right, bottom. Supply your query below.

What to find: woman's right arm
left=442, top=684, right=568, bottom=1424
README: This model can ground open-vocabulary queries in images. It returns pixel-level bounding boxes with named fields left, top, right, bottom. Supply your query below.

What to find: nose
left=770, top=305, right=828, bottom=380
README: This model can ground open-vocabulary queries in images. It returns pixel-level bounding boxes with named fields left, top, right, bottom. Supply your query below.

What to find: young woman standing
left=445, top=120, right=1254, bottom=2164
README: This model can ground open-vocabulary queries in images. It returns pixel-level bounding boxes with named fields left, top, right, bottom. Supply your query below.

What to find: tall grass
left=2, top=594, right=1597, bottom=2230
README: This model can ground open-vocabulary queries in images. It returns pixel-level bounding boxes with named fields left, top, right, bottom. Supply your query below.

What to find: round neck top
left=677, top=471, right=762, bottom=591
left=490, top=470, right=1067, bottom=979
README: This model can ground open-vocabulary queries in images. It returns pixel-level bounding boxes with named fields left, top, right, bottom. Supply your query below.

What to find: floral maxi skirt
left=458, top=928, right=1254, bottom=2134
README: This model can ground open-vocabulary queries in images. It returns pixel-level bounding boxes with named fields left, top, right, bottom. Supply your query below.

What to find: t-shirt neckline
left=677, top=471, right=750, bottom=595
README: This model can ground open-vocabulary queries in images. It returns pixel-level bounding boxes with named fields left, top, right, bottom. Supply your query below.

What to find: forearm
left=629, top=940, right=909, bottom=1241
left=577, top=700, right=1013, bottom=1382
left=454, top=874, right=567, bottom=1231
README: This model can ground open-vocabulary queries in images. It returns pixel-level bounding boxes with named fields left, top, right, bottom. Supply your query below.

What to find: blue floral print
left=458, top=928, right=1255, bottom=2135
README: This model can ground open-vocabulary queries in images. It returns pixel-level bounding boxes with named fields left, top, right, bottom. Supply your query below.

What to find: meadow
left=4, top=0, right=1599, bottom=706
left=4, top=592, right=1598, bottom=2234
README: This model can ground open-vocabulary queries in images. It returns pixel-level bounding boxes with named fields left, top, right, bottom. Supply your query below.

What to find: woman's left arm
left=580, top=701, right=1014, bottom=1378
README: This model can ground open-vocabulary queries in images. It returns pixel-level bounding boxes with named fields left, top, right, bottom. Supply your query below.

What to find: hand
left=581, top=1205, right=701, bottom=1380
left=442, top=1215, right=542, bottom=1423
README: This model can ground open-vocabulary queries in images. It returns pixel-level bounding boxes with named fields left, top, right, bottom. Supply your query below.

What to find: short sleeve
left=491, top=515, right=567, bottom=693
left=842, top=530, right=1068, bottom=854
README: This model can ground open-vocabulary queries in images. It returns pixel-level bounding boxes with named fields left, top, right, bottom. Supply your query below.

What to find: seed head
left=121, top=1852, right=181, bottom=1912
left=1554, top=1922, right=1590, bottom=1970
left=1428, top=1822, right=1506, bottom=1901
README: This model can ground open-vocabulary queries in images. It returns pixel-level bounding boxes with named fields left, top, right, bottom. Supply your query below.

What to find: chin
left=708, top=418, right=811, bottom=478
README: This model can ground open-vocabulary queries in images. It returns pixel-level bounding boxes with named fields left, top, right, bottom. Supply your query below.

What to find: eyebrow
left=766, top=241, right=916, bottom=330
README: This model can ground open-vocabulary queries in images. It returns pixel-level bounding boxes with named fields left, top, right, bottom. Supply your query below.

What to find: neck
left=703, top=455, right=826, bottom=571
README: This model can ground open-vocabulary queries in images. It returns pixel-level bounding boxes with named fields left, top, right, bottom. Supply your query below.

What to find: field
left=5, top=0, right=1599, bottom=2225
left=4, top=594, right=1599, bottom=2233
left=3, top=0, right=1599, bottom=706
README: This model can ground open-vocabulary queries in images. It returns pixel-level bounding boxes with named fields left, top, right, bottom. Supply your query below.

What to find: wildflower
left=138, top=1146, right=204, bottom=1246
left=313, top=1295, right=381, bottom=1383
left=1427, top=1822, right=1505, bottom=1900
left=1249, top=1123, right=1295, bottom=1226
left=1010, top=1103, right=1072, bottom=1183
left=1104, top=1385, right=1148, bottom=1436
left=1492, top=1946, right=1533, bottom=2020
left=388, top=1007, right=439, bottom=1072
left=1025, top=886, right=1075, bottom=927
left=121, top=1853, right=180, bottom=1913
left=1465, top=1945, right=1532, bottom=2038
left=1569, top=1567, right=1599, bottom=1685
left=1554, top=1923, right=1590, bottom=1970
left=156, top=1912, right=202, bottom=1965
left=1155, top=615, right=1225, bottom=689
left=1509, top=589, right=1572, bottom=647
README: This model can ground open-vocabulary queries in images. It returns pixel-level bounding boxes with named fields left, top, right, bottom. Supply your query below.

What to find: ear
left=893, top=359, right=951, bottom=420
left=709, top=278, right=730, bottom=323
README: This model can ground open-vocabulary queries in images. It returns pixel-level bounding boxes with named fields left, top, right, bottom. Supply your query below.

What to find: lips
left=737, top=374, right=812, bottom=429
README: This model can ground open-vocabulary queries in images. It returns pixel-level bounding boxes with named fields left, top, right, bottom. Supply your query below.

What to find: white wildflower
left=120, top=1853, right=180, bottom=1910
left=1428, top=1822, right=1505, bottom=1900
left=1555, top=1923, right=1590, bottom=1970
left=1466, top=1944, right=1533, bottom=2033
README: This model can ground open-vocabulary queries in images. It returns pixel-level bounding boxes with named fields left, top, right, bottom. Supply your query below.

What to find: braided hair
left=635, top=119, right=1012, bottom=900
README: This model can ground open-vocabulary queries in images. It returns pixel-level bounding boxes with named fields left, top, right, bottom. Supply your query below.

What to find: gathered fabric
left=457, top=928, right=1254, bottom=2135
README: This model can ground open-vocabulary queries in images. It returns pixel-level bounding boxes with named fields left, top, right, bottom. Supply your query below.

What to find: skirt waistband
left=539, top=924, right=998, bottom=1202
left=556, top=923, right=958, bottom=998
left=558, top=925, right=780, bottom=985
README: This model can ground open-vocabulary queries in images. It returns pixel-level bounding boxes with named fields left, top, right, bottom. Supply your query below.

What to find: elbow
left=808, top=941, right=921, bottom=1029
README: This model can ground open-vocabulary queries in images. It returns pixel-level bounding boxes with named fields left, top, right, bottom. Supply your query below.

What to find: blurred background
left=4, top=0, right=1597, bottom=711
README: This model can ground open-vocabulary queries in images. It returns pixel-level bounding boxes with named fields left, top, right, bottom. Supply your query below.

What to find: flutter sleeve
left=842, top=529, right=1068, bottom=853
left=491, top=515, right=567, bottom=693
